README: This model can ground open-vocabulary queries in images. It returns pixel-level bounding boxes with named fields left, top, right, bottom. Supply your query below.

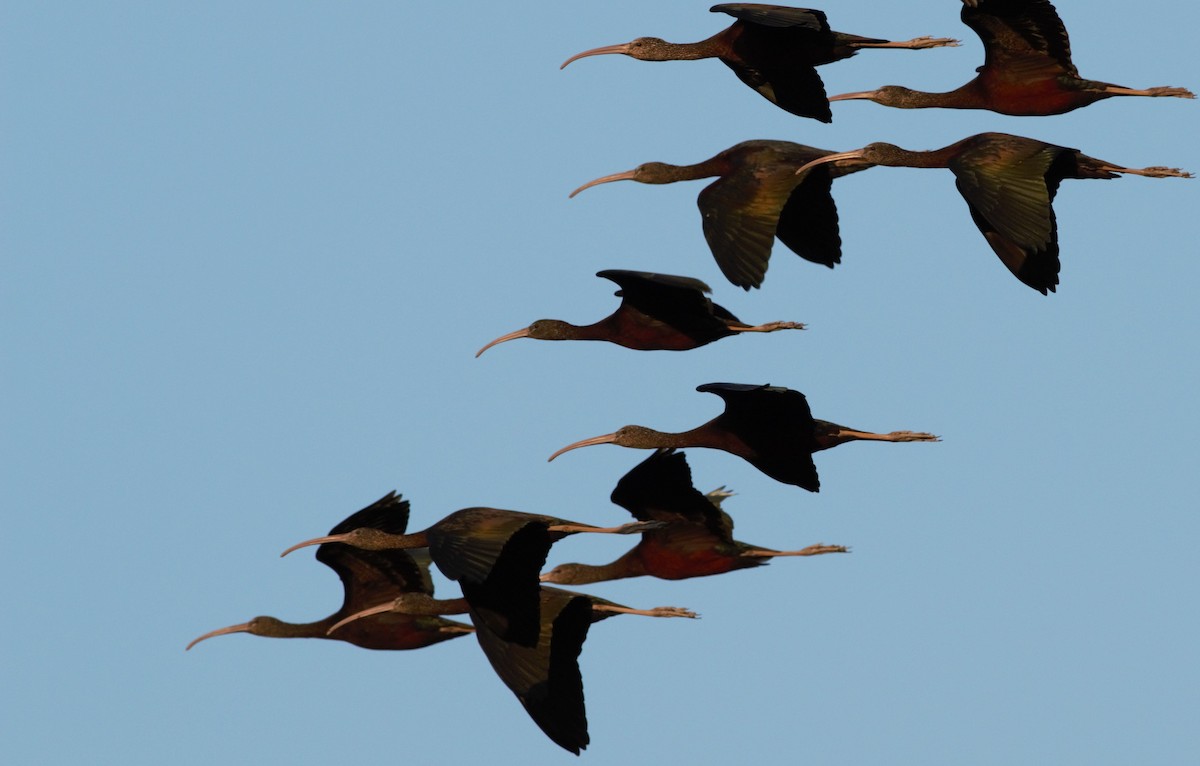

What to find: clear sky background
left=5, top=2, right=1198, bottom=763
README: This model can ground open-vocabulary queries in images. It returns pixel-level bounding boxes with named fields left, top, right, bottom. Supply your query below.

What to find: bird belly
left=639, top=542, right=745, bottom=580
left=979, top=76, right=1101, bottom=116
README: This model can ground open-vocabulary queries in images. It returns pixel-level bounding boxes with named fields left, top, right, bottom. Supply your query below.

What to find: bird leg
left=854, top=36, right=959, bottom=50
left=1099, top=164, right=1194, bottom=179
left=743, top=544, right=849, bottom=558
left=548, top=520, right=666, bottom=535
left=836, top=429, right=941, bottom=443
left=1100, top=85, right=1195, bottom=99
left=591, top=604, right=698, bottom=619
left=728, top=320, right=806, bottom=333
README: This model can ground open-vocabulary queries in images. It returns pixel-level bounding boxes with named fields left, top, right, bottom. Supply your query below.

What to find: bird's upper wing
left=698, top=153, right=807, bottom=289
left=610, top=449, right=732, bottom=539
left=698, top=383, right=821, bottom=491
left=316, top=492, right=434, bottom=614
left=597, top=269, right=726, bottom=324
left=961, top=0, right=1077, bottom=79
left=472, top=590, right=592, bottom=755
left=711, top=5, right=830, bottom=31
left=949, top=134, right=1066, bottom=293
left=711, top=6, right=833, bottom=120
left=775, top=165, right=842, bottom=267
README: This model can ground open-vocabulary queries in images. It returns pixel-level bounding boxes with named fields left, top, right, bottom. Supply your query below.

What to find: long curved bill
left=476, top=327, right=531, bottom=357
left=827, top=89, right=881, bottom=103
left=186, top=622, right=251, bottom=650
left=280, top=533, right=348, bottom=558
left=561, top=43, right=631, bottom=69
left=548, top=432, right=618, bottom=461
left=327, top=602, right=393, bottom=636
left=569, top=169, right=637, bottom=198
left=794, top=150, right=868, bottom=177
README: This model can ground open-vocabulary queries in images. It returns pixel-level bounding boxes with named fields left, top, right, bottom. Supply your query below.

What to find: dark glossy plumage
left=549, top=383, right=939, bottom=492
left=187, top=492, right=472, bottom=651
left=541, top=450, right=847, bottom=584
left=561, top=4, right=956, bottom=121
left=330, top=585, right=696, bottom=755
left=795, top=133, right=1192, bottom=293
left=571, top=141, right=865, bottom=289
left=476, top=269, right=804, bottom=355
left=282, top=504, right=653, bottom=646
left=830, top=0, right=1194, bottom=115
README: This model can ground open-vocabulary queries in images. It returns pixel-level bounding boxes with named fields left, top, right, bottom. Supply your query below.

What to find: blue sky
left=5, top=2, right=1198, bottom=762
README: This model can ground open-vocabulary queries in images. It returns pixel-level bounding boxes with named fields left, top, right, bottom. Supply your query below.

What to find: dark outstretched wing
left=472, top=591, right=592, bottom=755
left=610, top=449, right=733, bottom=540
left=597, top=269, right=737, bottom=339
left=697, top=383, right=821, bottom=491
left=776, top=165, right=842, bottom=267
left=316, top=492, right=434, bottom=615
left=713, top=5, right=834, bottom=120
left=429, top=509, right=554, bottom=647
left=698, top=156, right=805, bottom=289
left=949, top=133, right=1068, bottom=293
left=712, top=5, right=829, bottom=31
left=961, top=0, right=1077, bottom=79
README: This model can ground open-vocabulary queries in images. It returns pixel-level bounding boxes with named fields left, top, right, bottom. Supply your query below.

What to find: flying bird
left=331, top=586, right=695, bottom=755
left=281, top=504, right=656, bottom=646
left=476, top=270, right=804, bottom=356
left=562, top=4, right=956, bottom=121
left=549, top=383, right=939, bottom=492
left=794, top=133, right=1192, bottom=293
left=187, top=492, right=472, bottom=651
left=571, top=140, right=865, bottom=289
left=828, top=0, right=1194, bottom=115
left=541, top=449, right=847, bottom=585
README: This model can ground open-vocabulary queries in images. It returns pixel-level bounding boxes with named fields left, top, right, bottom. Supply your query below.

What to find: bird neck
left=348, top=529, right=429, bottom=550
left=873, top=141, right=965, bottom=170
left=254, top=616, right=330, bottom=639
left=875, top=82, right=987, bottom=111
left=657, top=31, right=727, bottom=61
left=549, top=551, right=647, bottom=585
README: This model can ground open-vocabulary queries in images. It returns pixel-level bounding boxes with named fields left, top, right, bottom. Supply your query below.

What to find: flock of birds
left=190, top=1, right=1192, bottom=755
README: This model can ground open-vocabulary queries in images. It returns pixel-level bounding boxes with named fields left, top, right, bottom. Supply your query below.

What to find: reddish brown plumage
left=476, top=270, right=803, bottom=355
left=562, top=4, right=956, bottom=121
left=829, top=0, right=1194, bottom=115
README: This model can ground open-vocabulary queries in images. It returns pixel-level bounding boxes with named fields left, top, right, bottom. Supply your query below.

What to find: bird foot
left=888, top=431, right=941, bottom=442
left=705, top=486, right=736, bottom=504
left=903, top=36, right=960, bottom=49
left=1145, top=86, right=1195, bottom=99
left=645, top=606, right=699, bottom=619
left=1133, top=166, right=1194, bottom=179
left=763, top=321, right=806, bottom=332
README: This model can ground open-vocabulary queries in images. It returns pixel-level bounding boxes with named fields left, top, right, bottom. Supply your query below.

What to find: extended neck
left=654, top=32, right=727, bottom=61
left=543, top=551, right=646, bottom=586
left=831, top=82, right=986, bottom=112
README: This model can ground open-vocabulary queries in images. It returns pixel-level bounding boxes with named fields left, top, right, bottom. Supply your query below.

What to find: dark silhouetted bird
left=541, top=449, right=847, bottom=584
left=550, top=383, right=939, bottom=491
left=563, top=4, right=956, bottom=121
left=476, top=270, right=804, bottom=355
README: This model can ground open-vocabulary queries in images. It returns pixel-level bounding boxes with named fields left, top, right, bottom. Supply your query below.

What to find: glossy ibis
left=794, top=133, right=1193, bottom=293
left=281, top=505, right=656, bottom=646
left=187, top=492, right=472, bottom=651
left=571, top=141, right=868, bottom=289
left=562, top=4, right=956, bottom=121
left=541, top=450, right=847, bottom=585
left=476, top=270, right=804, bottom=356
left=829, top=0, right=1194, bottom=115
left=330, top=587, right=695, bottom=755
left=549, top=383, right=939, bottom=492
